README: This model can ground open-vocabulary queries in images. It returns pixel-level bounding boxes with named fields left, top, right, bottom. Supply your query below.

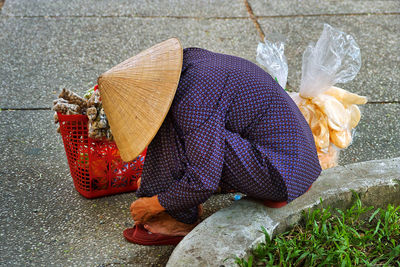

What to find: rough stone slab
left=0, top=110, right=235, bottom=266
left=339, top=103, right=400, bottom=165
left=249, top=0, right=400, bottom=16
left=2, top=0, right=248, bottom=17
left=167, top=157, right=400, bottom=267
left=0, top=17, right=258, bottom=108
left=257, top=15, right=400, bottom=102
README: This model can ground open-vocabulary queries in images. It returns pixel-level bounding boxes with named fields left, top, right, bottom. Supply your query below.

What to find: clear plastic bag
left=299, top=24, right=361, bottom=98
left=256, top=33, right=288, bottom=89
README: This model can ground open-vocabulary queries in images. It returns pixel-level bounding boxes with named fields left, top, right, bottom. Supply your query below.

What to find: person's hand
left=130, top=195, right=165, bottom=224
left=136, top=177, right=141, bottom=189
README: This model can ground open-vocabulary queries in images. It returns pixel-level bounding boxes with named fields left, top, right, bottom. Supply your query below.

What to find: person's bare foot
left=143, top=212, right=197, bottom=236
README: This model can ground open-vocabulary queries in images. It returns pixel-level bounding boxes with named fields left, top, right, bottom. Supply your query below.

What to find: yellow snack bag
left=330, top=129, right=352, bottom=149
left=311, top=94, right=349, bottom=132
left=310, top=106, right=330, bottom=151
left=324, top=86, right=367, bottom=107
left=317, top=144, right=339, bottom=170
left=348, top=104, right=362, bottom=129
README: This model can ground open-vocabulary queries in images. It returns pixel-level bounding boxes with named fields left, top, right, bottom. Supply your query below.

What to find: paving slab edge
left=167, top=157, right=400, bottom=267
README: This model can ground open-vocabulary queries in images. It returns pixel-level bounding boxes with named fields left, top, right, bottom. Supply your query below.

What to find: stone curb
left=167, top=157, right=400, bottom=267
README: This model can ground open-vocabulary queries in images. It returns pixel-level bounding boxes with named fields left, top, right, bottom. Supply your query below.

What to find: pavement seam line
left=1, top=12, right=398, bottom=20
left=0, top=108, right=51, bottom=111
left=256, top=11, right=400, bottom=19
left=243, top=0, right=265, bottom=41
left=1, top=14, right=250, bottom=19
left=366, top=101, right=400, bottom=104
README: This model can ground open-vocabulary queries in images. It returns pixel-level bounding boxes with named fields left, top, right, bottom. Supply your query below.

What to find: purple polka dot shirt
left=136, top=48, right=321, bottom=224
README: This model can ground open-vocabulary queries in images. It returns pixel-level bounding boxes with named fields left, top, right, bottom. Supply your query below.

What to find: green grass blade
left=369, top=208, right=381, bottom=222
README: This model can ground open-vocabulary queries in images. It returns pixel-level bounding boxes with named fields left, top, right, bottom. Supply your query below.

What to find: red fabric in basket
left=57, top=113, right=146, bottom=198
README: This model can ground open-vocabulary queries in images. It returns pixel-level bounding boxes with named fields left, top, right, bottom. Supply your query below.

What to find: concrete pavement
left=1, top=0, right=399, bottom=266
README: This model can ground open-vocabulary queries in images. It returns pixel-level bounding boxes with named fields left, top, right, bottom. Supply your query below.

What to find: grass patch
left=235, top=194, right=400, bottom=266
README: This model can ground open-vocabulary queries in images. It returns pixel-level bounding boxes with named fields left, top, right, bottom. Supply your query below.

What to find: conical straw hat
left=98, top=38, right=183, bottom=162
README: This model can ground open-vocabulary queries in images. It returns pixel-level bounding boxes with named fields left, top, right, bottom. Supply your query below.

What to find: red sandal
left=123, top=225, right=184, bottom=246
left=262, top=199, right=288, bottom=208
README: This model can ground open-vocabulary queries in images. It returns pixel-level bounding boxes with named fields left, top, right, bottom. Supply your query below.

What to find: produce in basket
left=53, top=86, right=113, bottom=140
left=257, top=24, right=367, bottom=170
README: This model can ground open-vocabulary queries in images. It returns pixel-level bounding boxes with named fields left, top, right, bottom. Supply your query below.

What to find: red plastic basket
left=57, top=113, right=146, bottom=198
